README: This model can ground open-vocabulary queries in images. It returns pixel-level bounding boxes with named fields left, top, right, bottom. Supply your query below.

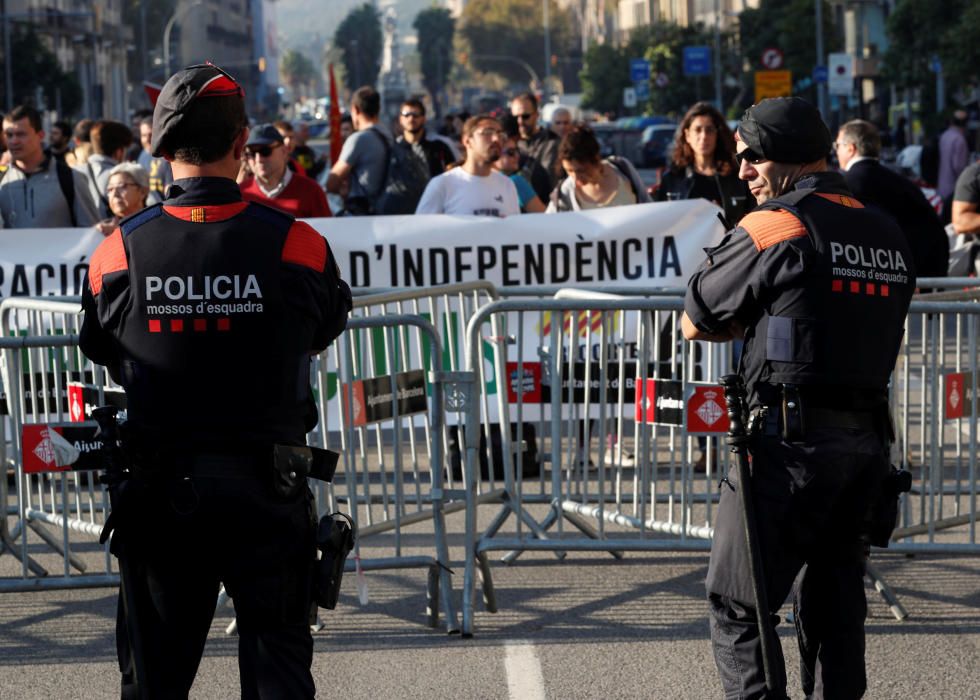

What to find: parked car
left=640, top=124, right=677, bottom=169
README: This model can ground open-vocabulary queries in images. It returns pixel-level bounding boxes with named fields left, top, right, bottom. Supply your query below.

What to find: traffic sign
left=634, top=82, right=650, bottom=100
left=630, top=58, right=651, bottom=83
left=683, top=46, right=712, bottom=76
left=828, top=52, right=853, bottom=95
left=813, top=65, right=828, bottom=84
left=623, top=87, right=637, bottom=108
left=654, top=72, right=670, bottom=88
left=754, top=70, right=792, bottom=102
left=760, top=47, right=784, bottom=70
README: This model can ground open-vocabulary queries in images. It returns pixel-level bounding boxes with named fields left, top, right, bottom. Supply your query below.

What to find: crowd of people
left=2, top=85, right=979, bottom=280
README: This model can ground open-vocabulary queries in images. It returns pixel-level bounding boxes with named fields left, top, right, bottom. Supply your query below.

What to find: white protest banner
left=1, top=201, right=725, bottom=427
left=304, top=200, right=724, bottom=291
left=0, top=227, right=103, bottom=298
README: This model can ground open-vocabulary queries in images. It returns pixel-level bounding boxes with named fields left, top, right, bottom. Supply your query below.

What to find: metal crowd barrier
left=0, top=299, right=461, bottom=635
left=310, top=313, right=460, bottom=633
left=890, top=299, right=980, bottom=554
left=451, top=293, right=980, bottom=635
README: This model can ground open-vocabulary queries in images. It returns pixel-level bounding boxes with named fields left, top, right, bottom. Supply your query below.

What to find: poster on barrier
left=21, top=423, right=102, bottom=473
left=944, top=372, right=975, bottom=420
left=341, top=370, right=428, bottom=427
left=634, top=378, right=684, bottom=426
left=67, top=382, right=127, bottom=423
left=684, top=383, right=730, bottom=435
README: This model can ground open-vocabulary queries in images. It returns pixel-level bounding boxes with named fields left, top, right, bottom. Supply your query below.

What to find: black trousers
left=706, top=428, right=889, bottom=700
left=115, top=456, right=317, bottom=699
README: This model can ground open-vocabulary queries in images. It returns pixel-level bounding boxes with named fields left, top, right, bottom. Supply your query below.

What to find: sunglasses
left=515, top=113, right=535, bottom=121
left=501, top=148, right=519, bottom=157
left=246, top=144, right=280, bottom=158
left=400, top=111, right=423, bottom=118
left=735, top=148, right=766, bottom=166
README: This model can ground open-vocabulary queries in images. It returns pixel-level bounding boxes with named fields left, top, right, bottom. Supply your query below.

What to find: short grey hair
left=838, top=120, right=881, bottom=158
left=106, top=161, right=150, bottom=191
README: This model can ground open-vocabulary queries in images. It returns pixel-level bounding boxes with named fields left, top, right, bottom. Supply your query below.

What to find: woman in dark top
left=655, top=102, right=751, bottom=225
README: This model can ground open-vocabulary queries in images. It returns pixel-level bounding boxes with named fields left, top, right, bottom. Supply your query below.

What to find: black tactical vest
left=741, top=173, right=916, bottom=405
left=113, top=202, right=320, bottom=446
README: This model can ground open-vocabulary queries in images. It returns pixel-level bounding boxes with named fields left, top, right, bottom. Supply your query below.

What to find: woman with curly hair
left=655, top=101, right=751, bottom=225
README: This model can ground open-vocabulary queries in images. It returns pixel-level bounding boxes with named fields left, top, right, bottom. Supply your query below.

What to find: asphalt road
left=2, top=506, right=979, bottom=699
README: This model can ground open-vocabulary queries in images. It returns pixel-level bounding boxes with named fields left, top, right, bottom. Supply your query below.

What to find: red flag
left=143, top=82, right=163, bottom=107
left=328, top=64, right=342, bottom=164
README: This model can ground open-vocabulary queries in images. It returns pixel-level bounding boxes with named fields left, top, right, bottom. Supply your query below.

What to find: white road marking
left=504, top=640, right=547, bottom=700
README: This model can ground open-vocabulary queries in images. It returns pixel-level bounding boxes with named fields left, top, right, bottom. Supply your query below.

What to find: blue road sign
left=635, top=82, right=650, bottom=101
left=630, top=58, right=651, bottom=83
left=813, top=65, right=828, bottom=83
left=683, top=46, right=712, bottom=76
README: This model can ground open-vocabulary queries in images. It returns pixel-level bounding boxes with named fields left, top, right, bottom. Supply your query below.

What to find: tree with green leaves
left=460, top=0, right=574, bottom=89
left=280, top=50, right=318, bottom=100
left=413, top=7, right=454, bottom=118
left=739, top=0, right=841, bottom=109
left=580, top=22, right=740, bottom=118
left=3, top=28, right=82, bottom=115
left=882, top=0, right=973, bottom=116
left=333, top=3, right=383, bottom=91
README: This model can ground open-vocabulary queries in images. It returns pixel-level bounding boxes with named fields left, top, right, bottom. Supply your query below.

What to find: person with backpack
left=325, top=86, right=392, bottom=216
left=546, top=125, right=650, bottom=212
left=0, top=105, right=98, bottom=228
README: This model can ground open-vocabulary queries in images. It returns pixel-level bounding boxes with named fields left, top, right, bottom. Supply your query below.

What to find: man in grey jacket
left=0, top=105, right=98, bottom=228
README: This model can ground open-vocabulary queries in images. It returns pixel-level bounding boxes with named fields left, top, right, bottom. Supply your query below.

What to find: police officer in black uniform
left=682, top=98, right=915, bottom=699
left=80, top=64, right=352, bottom=699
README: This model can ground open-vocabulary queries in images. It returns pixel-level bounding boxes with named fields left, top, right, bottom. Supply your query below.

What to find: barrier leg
left=426, top=563, right=440, bottom=629
left=0, top=521, right=48, bottom=576
left=866, top=561, right=909, bottom=621
left=25, top=519, right=87, bottom=573
left=501, top=505, right=568, bottom=564
left=560, top=508, right=625, bottom=560
left=476, top=550, right=497, bottom=613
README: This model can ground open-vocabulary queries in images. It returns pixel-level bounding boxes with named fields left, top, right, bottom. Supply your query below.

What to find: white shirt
left=415, top=167, right=520, bottom=217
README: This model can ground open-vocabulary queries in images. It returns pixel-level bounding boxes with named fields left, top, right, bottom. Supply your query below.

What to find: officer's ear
left=232, top=126, right=250, bottom=161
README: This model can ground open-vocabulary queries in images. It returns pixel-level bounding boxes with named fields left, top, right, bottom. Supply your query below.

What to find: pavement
left=2, top=504, right=979, bottom=700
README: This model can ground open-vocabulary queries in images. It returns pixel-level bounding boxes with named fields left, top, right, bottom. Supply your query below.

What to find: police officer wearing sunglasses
left=80, top=64, right=352, bottom=698
left=682, top=97, right=915, bottom=699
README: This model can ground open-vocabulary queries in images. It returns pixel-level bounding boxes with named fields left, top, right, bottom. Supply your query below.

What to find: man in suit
left=836, top=119, right=948, bottom=278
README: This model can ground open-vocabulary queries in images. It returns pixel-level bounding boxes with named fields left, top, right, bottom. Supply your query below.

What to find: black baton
left=720, top=374, right=779, bottom=694
left=93, top=406, right=149, bottom=699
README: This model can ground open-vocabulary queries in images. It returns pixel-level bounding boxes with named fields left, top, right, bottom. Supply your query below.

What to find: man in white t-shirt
left=415, top=115, right=520, bottom=217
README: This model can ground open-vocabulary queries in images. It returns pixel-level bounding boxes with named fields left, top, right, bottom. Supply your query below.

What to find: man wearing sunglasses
left=240, top=123, right=330, bottom=218
left=682, top=97, right=914, bottom=700
left=510, top=91, right=561, bottom=201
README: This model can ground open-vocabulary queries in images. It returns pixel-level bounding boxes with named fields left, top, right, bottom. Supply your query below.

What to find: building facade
left=2, top=0, right=131, bottom=120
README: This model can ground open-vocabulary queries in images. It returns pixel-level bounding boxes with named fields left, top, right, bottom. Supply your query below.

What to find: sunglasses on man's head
left=735, top=148, right=766, bottom=166
left=246, top=144, right=279, bottom=158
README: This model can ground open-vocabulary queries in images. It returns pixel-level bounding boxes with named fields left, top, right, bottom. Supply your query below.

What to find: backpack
left=0, top=157, right=78, bottom=226
left=374, top=137, right=431, bottom=216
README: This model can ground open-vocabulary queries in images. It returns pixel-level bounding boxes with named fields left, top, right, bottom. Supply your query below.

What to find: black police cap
left=151, top=63, right=244, bottom=158
left=737, top=97, right=832, bottom=164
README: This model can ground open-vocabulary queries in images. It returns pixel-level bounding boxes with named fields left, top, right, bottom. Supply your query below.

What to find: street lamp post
left=163, top=1, right=205, bottom=79
left=472, top=54, right=542, bottom=93
left=542, top=0, right=551, bottom=103
left=815, top=0, right=827, bottom=117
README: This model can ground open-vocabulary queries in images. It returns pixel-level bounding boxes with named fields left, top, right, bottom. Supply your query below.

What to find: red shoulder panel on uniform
left=88, top=228, right=128, bottom=296
left=162, top=202, right=249, bottom=222
left=741, top=210, right=808, bottom=251
left=282, top=221, right=327, bottom=272
left=814, top=192, right=865, bottom=208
